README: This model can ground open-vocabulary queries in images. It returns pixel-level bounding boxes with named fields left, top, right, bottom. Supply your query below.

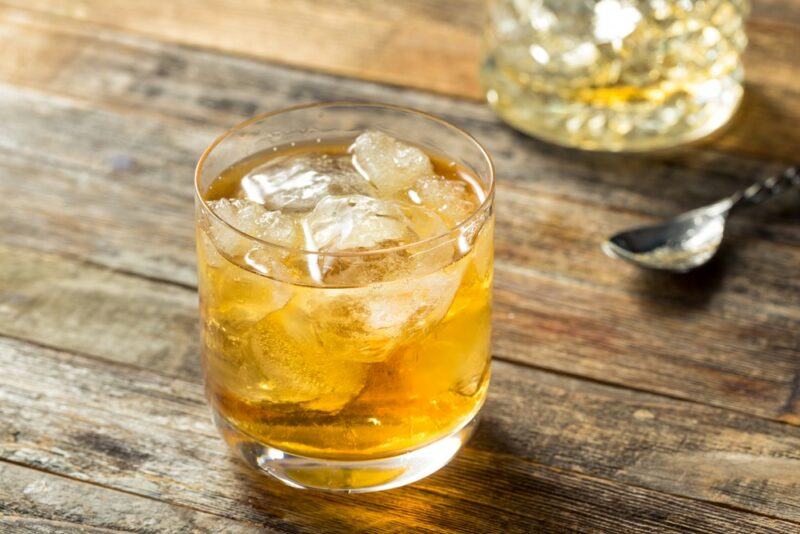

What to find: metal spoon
left=603, top=166, right=800, bottom=272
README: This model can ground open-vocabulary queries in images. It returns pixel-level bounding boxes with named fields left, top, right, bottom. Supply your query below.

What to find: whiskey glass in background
left=481, top=0, right=750, bottom=151
left=194, top=103, right=495, bottom=492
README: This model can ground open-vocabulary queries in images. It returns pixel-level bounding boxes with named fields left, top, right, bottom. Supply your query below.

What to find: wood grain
left=0, top=461, right=263, bottom=533
left=0, top=2, right=799, bottom=530
left=2, top=336, right=799, bottom=530
left=0, top=244, right=200, bottom=378
left=1, top=0, right=799, bottom=160
left=0, top=0, right=483, bottom=98
left=0, top=11, right=797, bottom=425
left=0, top=5, right=797, bottom=230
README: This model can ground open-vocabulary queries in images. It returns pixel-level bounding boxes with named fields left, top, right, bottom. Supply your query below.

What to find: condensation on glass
left=481, top=0, right=750, bottom=151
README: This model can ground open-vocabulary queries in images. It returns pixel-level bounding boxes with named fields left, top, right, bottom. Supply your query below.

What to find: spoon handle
left=730, top=166, right=800, bottom=210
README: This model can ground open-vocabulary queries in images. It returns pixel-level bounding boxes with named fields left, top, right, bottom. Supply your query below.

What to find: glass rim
left=194, top=101, right=496, bottom=258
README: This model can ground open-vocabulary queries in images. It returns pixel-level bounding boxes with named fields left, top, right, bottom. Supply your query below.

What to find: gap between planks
left=3, top=0, right=800, bottom=103
left=2, top=339, right=798, bottom=530
left=6, top=436, right=794, bottom=530
left=0, top=457, right=269, bottom=532
left=3, top=79, right=799, bottom=234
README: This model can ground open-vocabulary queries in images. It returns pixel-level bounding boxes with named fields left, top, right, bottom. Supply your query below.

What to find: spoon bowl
left=603, top=200, right=731, bottom=272
left=602, top=167, right=798, bottom=272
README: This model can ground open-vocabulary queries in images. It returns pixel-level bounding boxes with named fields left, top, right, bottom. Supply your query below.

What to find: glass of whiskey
left=194, top=103, right=495, bottom=492
left=481, top=0, right=750, bottom=151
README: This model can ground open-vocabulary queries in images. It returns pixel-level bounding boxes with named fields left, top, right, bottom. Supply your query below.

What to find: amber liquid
left=481, top=0, right=749, bottom=151
left=197, top=141, right=493, bottom=460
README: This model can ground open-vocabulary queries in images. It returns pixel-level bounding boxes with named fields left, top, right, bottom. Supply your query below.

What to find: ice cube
left=350, top=130, right=434, bottom=194
left=363, top=269, right=463, bottom=333
left=206, top=198, right=299, bottom=280
left=402, top=305, right=491, bottom=398
left=303, top=195, right=413, bottom=252
left=246, top=314, right=366, bottom=412
left=399, top=203, right=450, bottom=241
left=200, top=249, right=292, bottom=327
left=411, top=176, right=479, bottom=226
left=287, top=264, right=464, bottom=363
left=199, top=202, right=294, bottom=325
left=241, top=154, right=373, bottom=212
left=303, top=195, right=456, bottom=285
left=208, top=198, right=299, bottom=248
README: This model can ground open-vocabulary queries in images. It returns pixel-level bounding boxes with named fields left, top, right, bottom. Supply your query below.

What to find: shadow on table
left=470, top=413, right=527, bottom=459
left=701, top=82, right=799, bottom=163
left=228, top=457, right=390, bottom=531
left=625, top=249, right=729, bottom=314
left=224, top=419, right=536, bottom=531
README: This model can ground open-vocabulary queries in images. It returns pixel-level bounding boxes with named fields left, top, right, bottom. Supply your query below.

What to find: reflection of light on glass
left=351, top=153, right=371, bottom=184
left=256, top=448, right=285, bottom=469
left=405, top=436, right=463, bottom=483
left=244, top=250, right=270, bottom=275
left=593, top=0, right=642, bottom=43
left=529, top=44, right=550, bottom=64
left=301, top=219, right=323, bottom=284
left=425, top=436, right=462, bottom=462
left=267, top=448, right=285, bottom=460
left=460, top=171, right=486, bottom=203
left=458, top=232, right=471, bottom=255
left=527, top=2, right=557, bottom=31
left=562, top=42, right=598, bottom=70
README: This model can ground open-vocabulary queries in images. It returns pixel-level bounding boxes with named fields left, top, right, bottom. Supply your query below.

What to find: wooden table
left=0, top=1, right=798, bottom=532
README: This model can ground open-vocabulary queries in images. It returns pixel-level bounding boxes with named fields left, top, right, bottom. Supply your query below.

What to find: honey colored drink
left=482, top=0, right=750, bottom=151
left=195, top=105, right=494, bottom=492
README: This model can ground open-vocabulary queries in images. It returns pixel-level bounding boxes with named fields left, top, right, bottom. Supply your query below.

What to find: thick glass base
left=214, top=412, right=479, bottom=493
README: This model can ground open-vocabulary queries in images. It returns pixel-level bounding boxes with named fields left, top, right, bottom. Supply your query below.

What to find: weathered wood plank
left=1, top=7, right=797, bottom=209
left=0, top=7, right=796, bottom=235
left=2, top=336, right=799, bottom=530
left=0, top=13, right=793, bottom=257
left=0, top=3, right=796, bottom=530
left=1, top=1, right=798, bottom=160
left=3, top=6, right=800, bottom=428
left=0, top=0, right=483, bottom=99
left=0, top=461, right=263, bottom=533
left=0, top=82, right=798, bottom=424
left=0, top=244, right=200, bottom=378
left=2, top=0, right=799, bottom=95
left=751, top=0, right=800, bottom=27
